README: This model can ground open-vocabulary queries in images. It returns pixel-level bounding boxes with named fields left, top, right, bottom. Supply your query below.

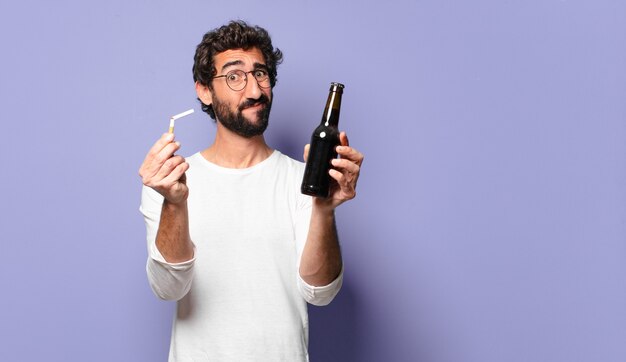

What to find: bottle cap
left=329, top=82, right=345, bottom=92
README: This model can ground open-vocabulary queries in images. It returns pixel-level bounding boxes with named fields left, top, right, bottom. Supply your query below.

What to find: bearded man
left=139, top=20, right=363, bottom=361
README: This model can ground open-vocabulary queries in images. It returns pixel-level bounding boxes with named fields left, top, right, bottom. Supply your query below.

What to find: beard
left=213, top=93, right=272, bottom=138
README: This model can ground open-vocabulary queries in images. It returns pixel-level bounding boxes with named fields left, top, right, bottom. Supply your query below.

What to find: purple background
left=1, top=1, right=625, bottom=361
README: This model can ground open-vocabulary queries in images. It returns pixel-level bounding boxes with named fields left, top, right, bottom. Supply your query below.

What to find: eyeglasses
left=212, top=69, right=271, bottom=91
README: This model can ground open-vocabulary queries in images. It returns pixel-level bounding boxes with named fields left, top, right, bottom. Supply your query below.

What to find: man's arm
left=141, top=186, right=194, bottom=301
left=139, top=132, right=193, bottom=263
left=299, top=202, right=343, bottom=286
left=299, top=131, right=364, bottom=286
left=155, top=199, right=193, bottom=262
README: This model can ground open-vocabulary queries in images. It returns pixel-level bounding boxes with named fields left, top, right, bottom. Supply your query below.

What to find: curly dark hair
left=192, top=20, right=283, bottom=119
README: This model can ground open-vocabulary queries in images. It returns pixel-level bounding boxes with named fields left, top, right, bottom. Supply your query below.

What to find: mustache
left=239, top=94, right=270, bottom=110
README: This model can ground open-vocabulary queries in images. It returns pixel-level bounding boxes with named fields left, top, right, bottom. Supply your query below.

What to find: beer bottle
left=301, top=82, right=345, bottom=197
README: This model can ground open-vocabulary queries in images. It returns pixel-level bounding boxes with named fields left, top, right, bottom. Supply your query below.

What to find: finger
left=336, top=145, right=364, bottom=165
left=339, top=131, right=349, bottom=147
left=140, top=141, right=182, bottom=182
left=157, top=141, right=181, bottom=163
left=303, top=144, right=310, bottom=162
left=146, top=133, right=176, bottom=161
left=149, top=141, right=181, bottom=173
left=160, top=161, right=189, bottom=187
left=139, top=133, right=176, bottom=176
left=328, top=168, right=346, bottom=185
left=154, top=155, right=186, bottom=182
left=331, top=158, right=361, bottom=175
left=329, top=169, right=356, bottom=199
left=330, top=162, right=360, bottom=190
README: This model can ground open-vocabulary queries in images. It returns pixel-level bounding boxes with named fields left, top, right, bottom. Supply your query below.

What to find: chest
left=185, top=170, right=298, bottom=271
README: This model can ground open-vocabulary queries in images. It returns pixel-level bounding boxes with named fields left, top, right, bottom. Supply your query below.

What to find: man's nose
left=243, top=73, right=263, bottom=99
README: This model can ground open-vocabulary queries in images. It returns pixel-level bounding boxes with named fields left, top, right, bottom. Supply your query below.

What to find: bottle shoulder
left=311, top=127, right=340, bottom=141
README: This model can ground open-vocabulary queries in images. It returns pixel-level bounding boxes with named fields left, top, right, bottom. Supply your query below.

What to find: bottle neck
left=321, top=91, right=342, bottom=127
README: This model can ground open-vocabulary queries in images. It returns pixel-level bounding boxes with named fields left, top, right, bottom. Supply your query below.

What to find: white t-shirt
left=140, top=150, right=343, bottom=362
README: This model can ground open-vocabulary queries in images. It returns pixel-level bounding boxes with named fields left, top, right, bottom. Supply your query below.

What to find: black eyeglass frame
left=212, top=69, right=271, bottom=91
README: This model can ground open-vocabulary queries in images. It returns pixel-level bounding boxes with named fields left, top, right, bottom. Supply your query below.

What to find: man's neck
left=201, top=123, right=273, bottom=169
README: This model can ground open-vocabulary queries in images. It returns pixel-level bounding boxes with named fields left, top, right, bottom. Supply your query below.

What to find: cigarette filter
left=168, top=109, right=194, bottom=133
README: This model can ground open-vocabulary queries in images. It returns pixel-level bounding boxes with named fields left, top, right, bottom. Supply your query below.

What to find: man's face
left=206, top=48, right=273, bottom=138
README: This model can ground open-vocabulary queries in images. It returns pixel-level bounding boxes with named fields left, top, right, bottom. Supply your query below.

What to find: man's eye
left=254, top=69, right=268, bottom=78
left=228, top=73, right=242, bottom=82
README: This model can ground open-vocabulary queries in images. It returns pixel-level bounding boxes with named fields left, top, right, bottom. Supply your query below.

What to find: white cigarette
left=172, top=109, right=195, bottom=121
left=168, top=109, right=194, bottom=133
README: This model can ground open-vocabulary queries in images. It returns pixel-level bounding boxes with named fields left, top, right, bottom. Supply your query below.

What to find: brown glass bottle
left=301, top=82, right=344, bottom=197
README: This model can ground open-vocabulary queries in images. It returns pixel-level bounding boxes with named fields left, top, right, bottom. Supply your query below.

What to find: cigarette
left=168, top=109, right=195, bottom=133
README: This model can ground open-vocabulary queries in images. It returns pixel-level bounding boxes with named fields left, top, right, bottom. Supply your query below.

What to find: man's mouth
left=243, top=102, right=263, bottom=110
left=240, top=95, right=270, bottom=112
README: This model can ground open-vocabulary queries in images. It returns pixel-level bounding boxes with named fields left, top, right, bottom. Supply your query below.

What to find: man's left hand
left=304, top=131, right=364, bottom=210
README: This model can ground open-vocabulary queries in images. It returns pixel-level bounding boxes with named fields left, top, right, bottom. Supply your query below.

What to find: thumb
left=303, top=144, right=310, bottom=162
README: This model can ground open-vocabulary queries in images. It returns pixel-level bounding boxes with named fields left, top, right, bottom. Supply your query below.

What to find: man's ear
left=195, top=81, right=212, bottom=106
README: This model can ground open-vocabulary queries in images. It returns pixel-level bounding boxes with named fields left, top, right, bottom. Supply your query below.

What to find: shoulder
left=185, top=152, right=204, bottom=166
left=271, top=151, right=311, bottom=209
left=269, top=151, right=307, bottom=185
left=272, top=150, right=305, bottom=173
left=184, top=152, right=212, bottom=179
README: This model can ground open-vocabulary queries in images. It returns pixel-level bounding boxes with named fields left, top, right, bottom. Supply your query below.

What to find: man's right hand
left=139, top=133, right=190, bottom=204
